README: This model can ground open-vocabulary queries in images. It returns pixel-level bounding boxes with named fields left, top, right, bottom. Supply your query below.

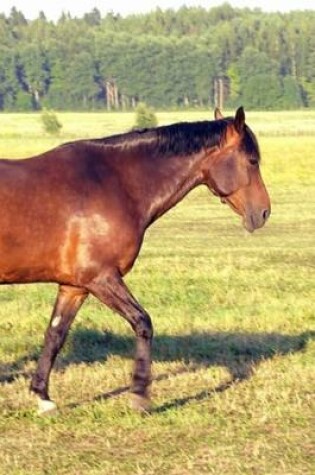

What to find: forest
left=0, top=3, right=314, bottom=111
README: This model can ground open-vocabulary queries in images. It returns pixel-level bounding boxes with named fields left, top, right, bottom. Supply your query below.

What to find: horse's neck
left=140, top=152, right=204, bottom=226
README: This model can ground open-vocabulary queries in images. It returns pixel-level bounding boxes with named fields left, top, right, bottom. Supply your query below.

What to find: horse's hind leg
left=30, top=285, right=88, bottom=414
left=87, top=271, right=153, bottom=412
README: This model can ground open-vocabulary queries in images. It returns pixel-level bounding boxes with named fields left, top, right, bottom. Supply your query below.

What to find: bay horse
left=0, top=107, right=270, bottom=414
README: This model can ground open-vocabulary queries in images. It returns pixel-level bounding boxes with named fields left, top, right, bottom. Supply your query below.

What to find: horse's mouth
left=243, top=216, right=255, bottom=233
left=222, top=197, right=256, bottom=233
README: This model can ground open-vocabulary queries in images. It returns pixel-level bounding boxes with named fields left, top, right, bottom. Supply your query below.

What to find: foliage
left=0, top=6, right=314, bottom=110
left=40, top=109, right=62, bottom=135
left=0, top=111, right=314, bottom=474
left=134, top=102, right=158, bottom=128
left=14, top=90, right=33, bottom=111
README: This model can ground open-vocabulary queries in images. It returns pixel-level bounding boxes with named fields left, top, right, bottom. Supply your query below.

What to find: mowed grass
left=0, top=110, right=314, bottom=474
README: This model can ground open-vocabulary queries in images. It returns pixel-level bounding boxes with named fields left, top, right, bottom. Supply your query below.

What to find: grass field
left=0, top=110, right=314, bottom=474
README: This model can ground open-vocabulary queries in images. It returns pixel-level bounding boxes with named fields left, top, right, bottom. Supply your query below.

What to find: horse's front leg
left=87, top=271, right=153, bottom=412
left=30, top=285, right=88, bottom=414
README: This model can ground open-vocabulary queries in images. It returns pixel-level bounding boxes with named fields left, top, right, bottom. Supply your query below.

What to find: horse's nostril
left=262, top=209, right=270, bottom=222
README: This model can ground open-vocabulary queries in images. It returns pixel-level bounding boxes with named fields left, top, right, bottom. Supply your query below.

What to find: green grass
left=0, top=111, right=314, bottom=474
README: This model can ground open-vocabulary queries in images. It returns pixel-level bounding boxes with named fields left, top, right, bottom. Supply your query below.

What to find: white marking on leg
left=37, top=398, right=58, bottom=415
left=51, top=315, right=62, bottom=327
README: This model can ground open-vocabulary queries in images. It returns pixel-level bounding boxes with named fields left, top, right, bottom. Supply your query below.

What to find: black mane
left=90, top=120, right=227, bottom=158
left=242, top=124, right=261, bottom=164
left=87, top=118, right=260, bottom=163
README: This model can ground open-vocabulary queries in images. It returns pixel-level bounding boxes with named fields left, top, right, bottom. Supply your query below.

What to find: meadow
left=0, top=110, right=314, bottom=474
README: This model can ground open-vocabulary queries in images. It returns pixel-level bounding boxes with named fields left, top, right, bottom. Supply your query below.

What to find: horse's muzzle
left=244, top=207, right=271, bottom=233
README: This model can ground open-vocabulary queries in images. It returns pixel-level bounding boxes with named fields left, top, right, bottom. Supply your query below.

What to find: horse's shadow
left=1, top=328, right=313, bottom=412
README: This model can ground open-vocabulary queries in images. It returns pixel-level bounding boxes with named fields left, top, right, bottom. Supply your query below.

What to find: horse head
left=205, top=107, right=271, bottom=232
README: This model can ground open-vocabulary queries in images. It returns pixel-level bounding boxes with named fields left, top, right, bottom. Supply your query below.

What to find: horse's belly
left=0, top=205, right=143, bottom=285
left=0, top=242, right=58, bottom=283
left=0, top=215, right=65, bottom=283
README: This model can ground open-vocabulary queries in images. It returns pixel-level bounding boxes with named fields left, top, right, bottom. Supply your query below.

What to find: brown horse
left=0, top=107, right=270, bottom=414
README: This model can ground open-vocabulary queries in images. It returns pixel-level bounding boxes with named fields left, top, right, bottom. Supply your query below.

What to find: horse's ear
left=214, top=107, right=224, bottom=120
left=234, top=106, right=245, bottom=133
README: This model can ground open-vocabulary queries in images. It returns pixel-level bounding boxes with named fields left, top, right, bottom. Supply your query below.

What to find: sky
left=0, top=0, right=314, bottom=21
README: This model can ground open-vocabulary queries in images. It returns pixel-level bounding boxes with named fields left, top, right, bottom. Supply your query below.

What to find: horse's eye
left=248, top=156, right=259, bottom=166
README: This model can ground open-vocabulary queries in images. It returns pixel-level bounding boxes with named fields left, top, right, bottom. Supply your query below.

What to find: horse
left=0, top=107, right=270, bottom=414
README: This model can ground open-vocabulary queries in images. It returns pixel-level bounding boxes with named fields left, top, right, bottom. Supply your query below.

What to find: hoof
left=37, top=398, right=58, bottom=416
left=131, top=394, right=151, bottom=414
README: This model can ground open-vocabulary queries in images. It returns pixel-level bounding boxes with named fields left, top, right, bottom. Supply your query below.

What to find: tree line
left=0, top=3, right=314, bottom=111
